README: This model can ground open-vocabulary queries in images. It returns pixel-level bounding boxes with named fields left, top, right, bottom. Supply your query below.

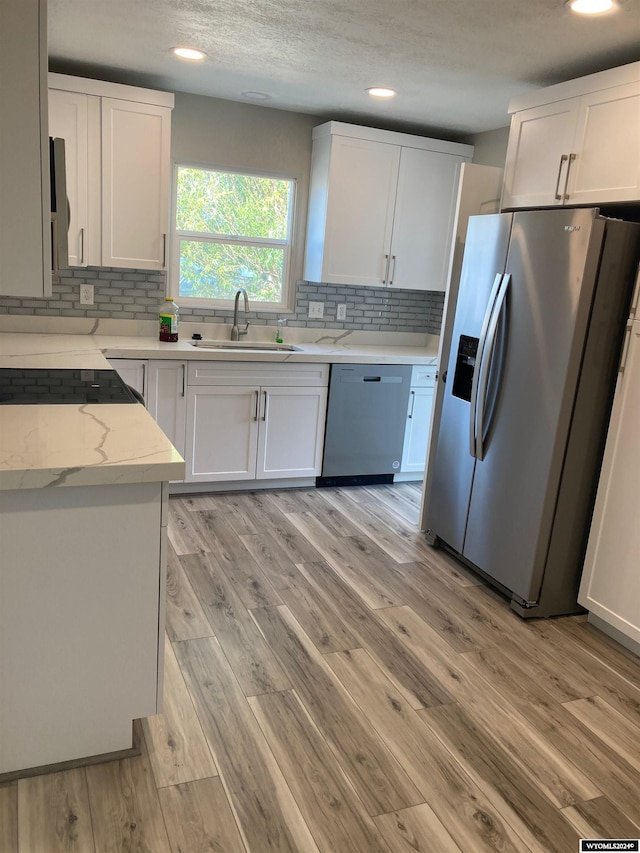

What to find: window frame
left=170, top=162, right=297, bottom=312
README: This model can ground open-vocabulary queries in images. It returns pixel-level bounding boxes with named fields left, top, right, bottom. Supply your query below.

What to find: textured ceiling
left=48, top=0, right=640, bottom=136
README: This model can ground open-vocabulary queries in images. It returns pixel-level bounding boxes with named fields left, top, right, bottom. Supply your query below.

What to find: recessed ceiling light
left=172, top=47, right=206, bottom=61
left=366, top=87, right=397, bottom=98
left=567, top=0, right=615, bottom=13
left=241, top=91, right=272, bottom=101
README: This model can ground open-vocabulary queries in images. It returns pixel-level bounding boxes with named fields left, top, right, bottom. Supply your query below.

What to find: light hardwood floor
left=3, top=483, right=640, bottom=852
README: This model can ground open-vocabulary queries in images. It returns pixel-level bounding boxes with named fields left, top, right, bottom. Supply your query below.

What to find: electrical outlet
left=308, top=301, right=324, bottom=319
left=79, top=284, right=94, bottom=305
left=337, top=303, right=347, bottom=321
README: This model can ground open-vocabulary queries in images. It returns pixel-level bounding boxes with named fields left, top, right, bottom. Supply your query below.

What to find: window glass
left=174, top=166, right=294, bottom=307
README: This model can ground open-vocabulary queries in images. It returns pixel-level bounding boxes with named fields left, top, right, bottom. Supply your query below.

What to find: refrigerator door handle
left=476, top=273, right=511, bottom=461
left=469, top=273, right=504, bottom=458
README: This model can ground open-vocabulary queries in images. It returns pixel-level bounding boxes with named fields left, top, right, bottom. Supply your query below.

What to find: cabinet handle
left=141, top=362, right=146, bottom=398
left=51, top=214, right=59, bottom=278
left=181, top=364, right=186, bottom=397
left=253, top=390, right=259, bottom=421
left=562, top=153, right=576, bottom=201
left=162, top=233, right=167, bottom=268
left=262, top=390, right=268, bottom=421
left=408, top=390, right=415, bottom=419
left=554, top=154, right=568, bottom=200
left=79, top=227, right=85, bottom=265
left=383, top=253, right=392, bottom=284
left=389, top=255, right=396, bottom=286
left=619, top=322, right=632, bottom=373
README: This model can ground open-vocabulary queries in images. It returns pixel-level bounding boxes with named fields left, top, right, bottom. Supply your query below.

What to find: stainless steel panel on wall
left=424, top=213, right=512, bottom=552
left=461, top=207, right=602, bottom=603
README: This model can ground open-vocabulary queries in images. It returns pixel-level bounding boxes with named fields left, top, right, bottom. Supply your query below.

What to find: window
left=173, top=165, right=295, bottom=309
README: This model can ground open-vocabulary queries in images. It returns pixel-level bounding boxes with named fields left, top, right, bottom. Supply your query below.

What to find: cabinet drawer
left=410, top=364, right=437, bottom=387
left=187, top=361, right=329, bottom=387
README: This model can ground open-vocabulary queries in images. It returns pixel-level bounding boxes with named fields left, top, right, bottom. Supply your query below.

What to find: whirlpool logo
left=565, top=225, right=581, bottom=232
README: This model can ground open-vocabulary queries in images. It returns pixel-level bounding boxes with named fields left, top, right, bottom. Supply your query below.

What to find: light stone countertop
left=0, top=330, right=439, bottom=491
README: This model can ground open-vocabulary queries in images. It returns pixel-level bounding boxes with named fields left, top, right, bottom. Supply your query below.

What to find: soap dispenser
left=275, top=318, right=286, bottom=344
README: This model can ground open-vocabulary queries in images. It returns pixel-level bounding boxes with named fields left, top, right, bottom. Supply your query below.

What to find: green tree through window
left=174, top=166, right=294, bottom=305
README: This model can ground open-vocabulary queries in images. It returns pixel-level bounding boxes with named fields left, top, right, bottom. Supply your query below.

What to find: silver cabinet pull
left=253, top=389, right=259, bottom=421
left=141, top=362, right=147, bottom=398
left=79, top=227, right=85, bottom=265
left=262, top=390, right=268, bottom=421
left=389, top=255, right=396, bottom=286
left=162, top=233, right=167, bottom=268
left=382, top=253, right=390, bottom=284
left=562, top=153, right=576, bottom=200
left=408, top=389, right=415, bottom=419
left=51, top=214, right=59, bottom=279
left=619, top=322, right=632, bottom=373
left=181, top=363, right=186, bottom=397
left=554, top=154, right=568, bottom=200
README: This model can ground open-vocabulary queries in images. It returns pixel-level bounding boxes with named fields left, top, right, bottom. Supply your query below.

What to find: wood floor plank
left=553, top=617, right=640, bottom=690
left=562, top=796, right=640, bottom=840
left=277, top=564, right=361, bottom=654
left=173, top=635, right=320, bottom=853
left=249, top=690, right=390, bottom=853
left=285, top=511, right=405, bottom=608
left=0, top=783, right=17, bottom=853
left=164, top=542, right=213, bottom=642
left=563, top=696, right=640, bottom=774
left=85, top=736, right=171, bottom=853
left=251, top=604, right=423, bottom=815
left=373, top=804, right=462, bottom=853
left=158, top=777, right=246, bottom=853
left=420, top=702, right=581, bottom=852
left=462, top=642, right=640, bottom=828
left=297, top=559, right=454, bottom=709
left=17, top=769, right=95, bottom=853
left=182, top=551, right=291, bottom=696
left=320, top=487, right=430, bottom=563
left=239, top=531, right=304, bottom=591
left=142, top=636, right=218, bottom=788
left=378, top=605, right=603, bottom=808
left=324, top=647, right=528, bottom=853
left=190, top=513, right=283, bottom=609
left=167, top=498, right=211, bottom=556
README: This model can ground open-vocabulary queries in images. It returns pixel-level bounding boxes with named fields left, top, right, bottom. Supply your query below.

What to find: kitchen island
left=0, top=338, right=184, bottom=779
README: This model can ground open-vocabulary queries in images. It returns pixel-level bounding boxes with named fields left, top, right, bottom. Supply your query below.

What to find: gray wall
left=464, top=126, right=510, bottom=168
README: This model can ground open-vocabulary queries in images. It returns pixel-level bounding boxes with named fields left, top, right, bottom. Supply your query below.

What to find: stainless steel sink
left=189, top=340, right=301, bottom=352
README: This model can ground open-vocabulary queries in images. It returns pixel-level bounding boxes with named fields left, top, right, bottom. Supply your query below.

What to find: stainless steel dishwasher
left=317, top=363, right=412, bottom=487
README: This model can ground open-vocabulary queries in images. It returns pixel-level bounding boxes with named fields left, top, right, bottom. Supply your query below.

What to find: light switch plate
left=308, top=301, right=324, bottom=319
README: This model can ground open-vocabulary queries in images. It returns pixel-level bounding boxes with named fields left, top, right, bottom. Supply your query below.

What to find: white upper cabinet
left=304, top=122, right=472, bottom=291
left=0, top=0, right=50, bottom=297
left=48, top=74, right=173, bottom=270
left=502, top=62, right=640, bottom=209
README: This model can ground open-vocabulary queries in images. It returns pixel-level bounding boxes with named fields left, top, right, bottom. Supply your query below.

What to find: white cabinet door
left=48, top=89, right=90, bottom=268
left=108, top=358, right=148, bottom=397
left=256, top=386, right=328, bottom=479
left=502, top=99, right=579, bottom=209
left=101, top=98, right=171, bottom=270
left=578, top=321, right=640, bottom=646
left=319, top=135, right=400, bottom=286
left=0, top=0, right=50, bottom=298
left=401, top=386, right=435, bottom=474
left=146, top=361, right=187, bottom=461
left=568, top=81, right=640, bottom=205
left=185, top=385, right=260, bottom=482
left=391, top=148, right=464, bottom=291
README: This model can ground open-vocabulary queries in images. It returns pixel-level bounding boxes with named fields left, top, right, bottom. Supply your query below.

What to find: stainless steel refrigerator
left=423, top=207, right=640, bottom=617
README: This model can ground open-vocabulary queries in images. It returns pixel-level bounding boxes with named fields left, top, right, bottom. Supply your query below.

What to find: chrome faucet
left=231, top=288, right=250, bottom=341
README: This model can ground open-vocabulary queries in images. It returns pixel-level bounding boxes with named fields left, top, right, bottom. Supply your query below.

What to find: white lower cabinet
left=145, top=360, right=187, bottom=462
left=185, top=362, right=329, bottom=484
left=108, top=357, right=148, bottom=397
left=400, top=365, right=436, bottom=476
